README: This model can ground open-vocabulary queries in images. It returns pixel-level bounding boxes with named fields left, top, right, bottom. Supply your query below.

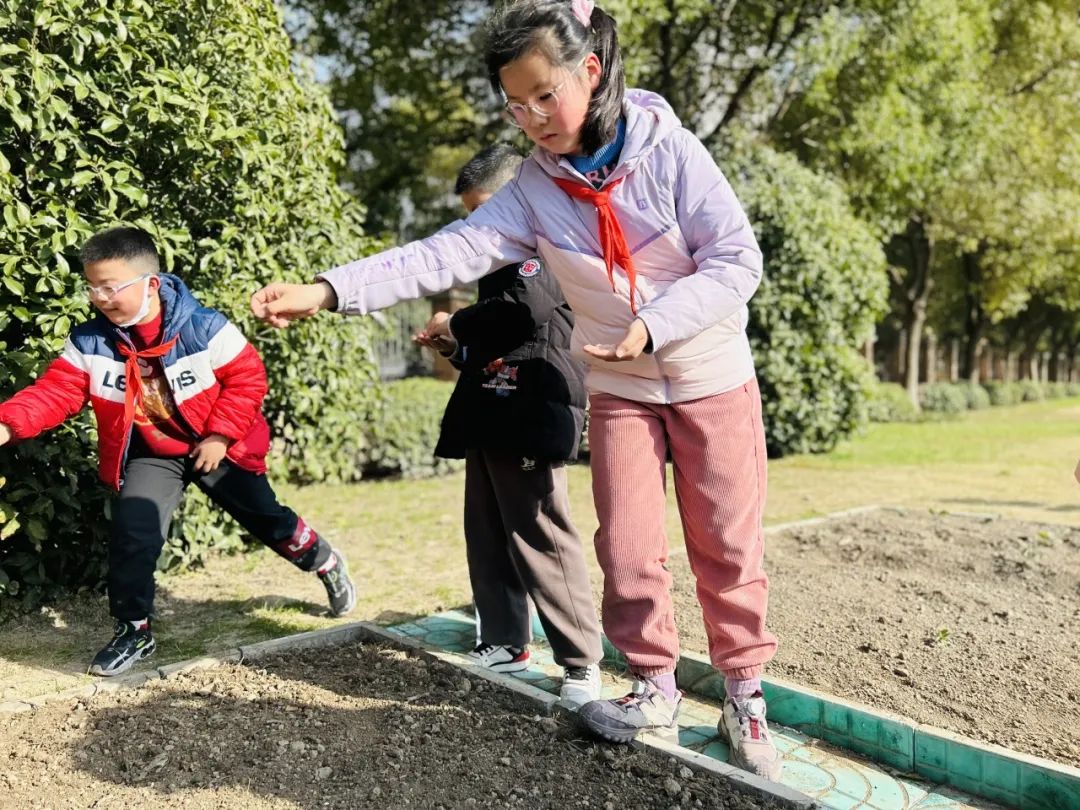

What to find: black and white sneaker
left=88, top=621, right=156, bottom=677
left=467, top=643, right=531, bottom=673
left=318, top=551, right=357, bottom=617
left=559, top=663, right=602, bottom=709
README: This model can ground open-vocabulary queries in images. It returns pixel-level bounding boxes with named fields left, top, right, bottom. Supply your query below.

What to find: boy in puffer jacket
left=0, top=226, right=356, bottom=677
left=414, top=144, right=604, bottom=709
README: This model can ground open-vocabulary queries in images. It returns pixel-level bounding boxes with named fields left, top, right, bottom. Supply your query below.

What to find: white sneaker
left=718, top=692, right=783, bottom=782
left=466, top=643, right=531, bottom=673
left=558, top=664, right=602, bottom=709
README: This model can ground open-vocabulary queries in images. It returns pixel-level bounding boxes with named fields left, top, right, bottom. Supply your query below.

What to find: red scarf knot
left=553, top=177, right=639, bottom=314
left=116, top=335, right=179, bottom=427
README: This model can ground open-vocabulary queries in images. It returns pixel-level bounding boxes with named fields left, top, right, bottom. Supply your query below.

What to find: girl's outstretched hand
left=583, top=319, right=650, bottom=362
left=250, top=281, right=337, bottom=328
left=0, top=423, right=10, bottom=447
left=1074, top=458, right=1080, bottom=485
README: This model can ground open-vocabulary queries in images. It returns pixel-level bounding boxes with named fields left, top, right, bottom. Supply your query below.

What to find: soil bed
left=0, top=640, right=778, bottom=809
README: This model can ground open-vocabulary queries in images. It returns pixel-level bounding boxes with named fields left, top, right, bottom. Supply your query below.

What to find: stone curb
left=353, top=621, right=561, bottom=713
left=0, top=621, right=372, bottom=713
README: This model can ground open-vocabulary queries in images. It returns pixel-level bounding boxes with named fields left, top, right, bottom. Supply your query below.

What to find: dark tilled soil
left=0, top=641, right=777, bottom=809
left=669, top=510, right=1080, bottom=766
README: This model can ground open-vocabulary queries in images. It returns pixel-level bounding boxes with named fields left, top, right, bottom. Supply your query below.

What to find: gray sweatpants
left=464, top=449, right=603, bottom=668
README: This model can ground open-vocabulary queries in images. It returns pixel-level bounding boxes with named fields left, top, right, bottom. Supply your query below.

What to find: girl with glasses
left=251, top=0, right=782, bottom=782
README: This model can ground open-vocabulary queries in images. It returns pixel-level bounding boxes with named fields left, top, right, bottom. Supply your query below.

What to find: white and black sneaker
left=88, top=621, right=156, bottom=677
left=317, top=551, right=357, bottom=617
left=558, top=664, right=602, bottom=709
left=467, top=643, right=531, bottom=673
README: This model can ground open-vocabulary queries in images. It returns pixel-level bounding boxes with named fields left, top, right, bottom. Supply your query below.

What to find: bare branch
left=703, top=0, right=811, bottom=144
left=1009, top=57, right=1073, bottom=95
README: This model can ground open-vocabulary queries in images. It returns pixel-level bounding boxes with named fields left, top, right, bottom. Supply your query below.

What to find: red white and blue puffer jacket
left=0, top=274, right=270, bottom=490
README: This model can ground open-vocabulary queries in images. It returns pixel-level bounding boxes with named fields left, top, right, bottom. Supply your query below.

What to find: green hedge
left=866, top=381, right=920, bottom=423
left=919, top=383, right=970, bottom=415
left=0, top=0, right=381, bottom=614
left=958, top=382, right=992, bottom=410
left=983, top=381, right=1022, bottom=407
left=865, top=380, right=1080, bottom=424
left=980, top=379, right=1078, bottom=406
left=362, top=378, right=463, bottom=479
left=1017, top=380, right=1045, bottom=402
left=1046, top=381, right=1068, bottom=399
left=730, top=142, right=889, bottom=455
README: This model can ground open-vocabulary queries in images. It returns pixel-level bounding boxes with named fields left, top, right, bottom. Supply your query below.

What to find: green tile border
left=912, top=725, right=1080, bottom=810
left=676, top=654, right=1079, bottom=810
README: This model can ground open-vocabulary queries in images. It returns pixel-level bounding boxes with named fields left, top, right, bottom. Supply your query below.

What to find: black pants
left=463, top=450, right=602, bottom=668
left=109, top=453, right=328, bottom=620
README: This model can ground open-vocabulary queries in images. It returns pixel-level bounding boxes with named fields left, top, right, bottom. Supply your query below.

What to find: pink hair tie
left=571, top=0, right=595, bottom=28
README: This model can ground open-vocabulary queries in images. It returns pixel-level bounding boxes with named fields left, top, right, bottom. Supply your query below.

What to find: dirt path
left=0, top=640, right=777, bottom=810
left=669, top=510, right=1080, bottom=766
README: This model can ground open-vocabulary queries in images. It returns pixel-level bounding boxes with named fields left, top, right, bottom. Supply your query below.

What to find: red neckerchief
left=552, top=176, right=639, bottom=314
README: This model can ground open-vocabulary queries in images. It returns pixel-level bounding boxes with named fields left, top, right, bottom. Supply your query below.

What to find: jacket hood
left=531, top=88, right=683, bottom=181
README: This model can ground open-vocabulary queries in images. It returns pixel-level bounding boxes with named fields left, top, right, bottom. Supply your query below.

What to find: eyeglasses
left=85, top=274, right=153, bottom=301
left=502, top=57, right=587, bottom=128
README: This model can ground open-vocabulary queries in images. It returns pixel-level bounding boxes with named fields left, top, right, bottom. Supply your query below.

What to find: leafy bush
left=958, top=381, right=991, bottom=410
left=730, top=142, right=889, bottom=455
left=866, top=381, right=920, bottom=423
left=919, top=383, right=969, bottom=415
left=1017, top=380, right=1045, bottom=402
left=983, top=381, right=1022, bottom=406
left=0, top=0, right=381, bottom=614
left=362, top=378, right=463, bottom=479
left=1044, top=382, right=1068, bottom=399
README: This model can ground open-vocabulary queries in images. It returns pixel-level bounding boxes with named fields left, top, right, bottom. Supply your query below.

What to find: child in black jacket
left=414, top=144, right=603, bottom=708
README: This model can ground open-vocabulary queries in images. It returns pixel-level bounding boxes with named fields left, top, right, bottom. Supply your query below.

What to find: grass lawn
left=2, top=398, right=1078, bottom=701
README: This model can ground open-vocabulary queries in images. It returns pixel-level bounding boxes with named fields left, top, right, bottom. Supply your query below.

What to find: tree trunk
left=902, top=219, right=934, bottom=408
left=978, top=342, right=991, bottom=380
left=961, top=248, right=987, bottom=383
left=924, top=330, right=938, bottom=384
left=1047, top=328, right=1067, bottom=382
